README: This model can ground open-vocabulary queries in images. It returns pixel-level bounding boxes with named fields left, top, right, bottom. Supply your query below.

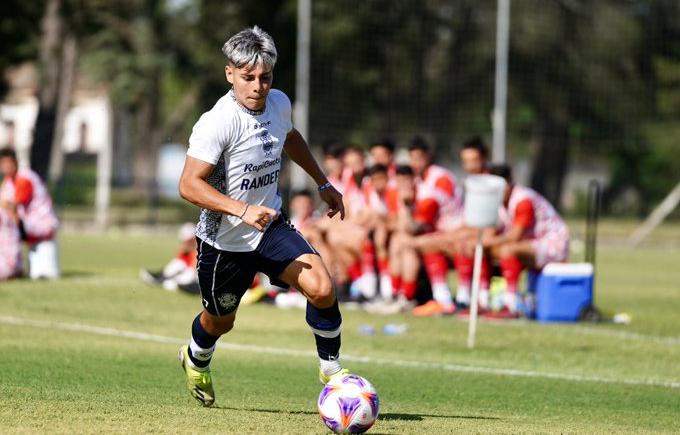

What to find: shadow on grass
left=380, top=412, right=499, bottom=421
left=213, top=405, right=316, bottom=415
left=213, top=406, right=499, bottom=421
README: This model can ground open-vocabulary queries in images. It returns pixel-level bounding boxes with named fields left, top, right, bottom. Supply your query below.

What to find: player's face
left=370, top=146, right=393, bottom=167
left=370, top=172, right=388, bottom=193
left=291, top=195, right=314, bottom=219
left=343, top=150, right=365, bottom=177
left=0, top=157, right=17, bottom=178
left=323, top=155, right=342, bottom=178
left=408, top=150, right=430, bottom=177
left=225, top=63, right=273, bottom=111
left=460, top=148, right=486, bottom=175
left=396, top=174, right=415, bottom=202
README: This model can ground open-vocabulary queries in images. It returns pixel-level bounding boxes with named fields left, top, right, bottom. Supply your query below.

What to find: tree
left=0, top=1, right=42, bottom=99
left=508, top=0, right=651, bottom=208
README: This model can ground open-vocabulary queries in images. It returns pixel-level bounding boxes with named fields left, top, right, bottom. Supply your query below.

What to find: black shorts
left=196, top=215, right=318, bottom=316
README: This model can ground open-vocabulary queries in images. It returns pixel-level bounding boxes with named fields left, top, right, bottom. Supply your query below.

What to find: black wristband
left=318, top=181, right=333, bottom=192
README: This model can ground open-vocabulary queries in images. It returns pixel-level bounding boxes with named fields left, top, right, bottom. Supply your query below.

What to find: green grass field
left=1, top=227, right=679, bottom=434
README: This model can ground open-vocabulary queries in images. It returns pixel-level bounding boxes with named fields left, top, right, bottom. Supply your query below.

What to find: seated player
left=407, top=137, right=461, bottom=316
left=323, top=146, right=376, bottom=299
left=289, top=189, right=336, bottom=280
left=413, top=136, right=492, bottom=310
left=140, top=222, right=200, bottom=294
left=361, top=164, right=394, bottom=300
left=482, top=163, right=570, bottom=317
left=0, top=148, right=60, bottom=279
left=384, top=165, right=422, bottom=312
left=0, top=207, right=22, bottom=280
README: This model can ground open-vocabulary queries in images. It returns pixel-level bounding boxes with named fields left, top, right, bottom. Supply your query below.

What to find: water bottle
left=383, top=323, right=408, bottom=336
left=358, top=324, right=376, bottom=336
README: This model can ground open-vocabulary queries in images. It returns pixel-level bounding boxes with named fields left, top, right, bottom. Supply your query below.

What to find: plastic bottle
left=358, top=324, right=376, bottom=336
left=382, top=323, right=408, bottom=336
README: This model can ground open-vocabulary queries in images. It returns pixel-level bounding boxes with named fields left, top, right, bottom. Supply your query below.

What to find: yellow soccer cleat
left=319, top=368, right=350, bottom=385
left=178, top=345, right=215, bottom=407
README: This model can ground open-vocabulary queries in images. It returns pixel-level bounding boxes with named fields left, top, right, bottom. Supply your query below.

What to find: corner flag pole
left=467, top=230, right=484, bottom=349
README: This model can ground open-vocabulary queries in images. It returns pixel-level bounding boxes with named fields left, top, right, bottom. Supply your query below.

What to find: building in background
left=0, top=63, right=112, bottom=167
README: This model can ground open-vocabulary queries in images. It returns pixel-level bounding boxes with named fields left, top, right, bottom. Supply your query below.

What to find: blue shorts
left=196, top=214, right=318, bottom=316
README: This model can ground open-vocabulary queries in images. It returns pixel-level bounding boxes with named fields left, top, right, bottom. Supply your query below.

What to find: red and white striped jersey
left=0, top=168, right=59, bottom=242
left=0, top=209, right=21, bottom=279
left=415, top=164, right=463, bottom=231
left=499, top=184, right=568, bottom=240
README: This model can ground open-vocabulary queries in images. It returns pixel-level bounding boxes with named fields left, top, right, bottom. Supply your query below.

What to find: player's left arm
left=284, top=128, right=345, bottom=220
left=483, top=200, right=534, bottom=247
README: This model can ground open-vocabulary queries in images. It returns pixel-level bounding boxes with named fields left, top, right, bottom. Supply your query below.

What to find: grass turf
left=1, top=229, right=679, bottom=433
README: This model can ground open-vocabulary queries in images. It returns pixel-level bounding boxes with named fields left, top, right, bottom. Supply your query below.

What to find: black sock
left=306, top=299, right=342, bottom=360
left=188, top=313, right=219, bottom=368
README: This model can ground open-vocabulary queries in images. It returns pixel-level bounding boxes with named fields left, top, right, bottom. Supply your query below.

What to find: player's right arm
left=179, top=157, right=276, bottom=232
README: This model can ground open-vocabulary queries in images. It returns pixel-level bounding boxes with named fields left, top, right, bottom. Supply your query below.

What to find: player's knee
left=307, top=273, right=334, bottom=308
left=202, top=313, right=236, bottom=336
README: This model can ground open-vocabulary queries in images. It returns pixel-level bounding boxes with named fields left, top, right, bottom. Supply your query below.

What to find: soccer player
left=139, top=223, right=199, bottom=293
left=484, top=164, right=570, bottom=317
left=407, top=137, right=461, bottom=316
left=384, top=165, right=422, bottom=311
left=413, top=136, right=493, bottom=310
left=0, top=148, right=60, bottom=279
left=177, top=27, right=348, bottom=407
left=0, top=207, right=21, bottom=280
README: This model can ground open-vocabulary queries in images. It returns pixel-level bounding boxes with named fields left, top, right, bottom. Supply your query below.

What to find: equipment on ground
left=463, top=175, right=506, bottom=348
left=318, top=374, right=380, bottom=434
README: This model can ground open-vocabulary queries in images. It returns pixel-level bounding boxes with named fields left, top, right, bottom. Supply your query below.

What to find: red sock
left=347, top=261, right=362, bottom=281
left=453, top=253, right=473, bottom=289
left=500, top=256, right=524, bottom=293
left=377, top=258, right=389, bottom=275
left=361, top=240, right=376, bottom=274
left=423, top=252, right=448, bottom=286
left=402, top=280, right=417, bottom=300
left=391, top=275, right=402, bottom=294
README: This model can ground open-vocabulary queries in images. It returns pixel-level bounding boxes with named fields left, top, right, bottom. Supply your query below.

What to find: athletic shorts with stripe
left=196, top=214, right=318, bottom=316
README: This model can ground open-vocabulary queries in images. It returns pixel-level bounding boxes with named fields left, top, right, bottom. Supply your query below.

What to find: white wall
left=0, top=95, right=112, bottom=165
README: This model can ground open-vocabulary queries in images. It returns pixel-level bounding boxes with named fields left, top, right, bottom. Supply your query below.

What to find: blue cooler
left=534, top=263, right=594, bottom=322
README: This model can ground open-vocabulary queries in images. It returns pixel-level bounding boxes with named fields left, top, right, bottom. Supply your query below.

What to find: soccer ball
left=318, top=374, right=380, bottom=434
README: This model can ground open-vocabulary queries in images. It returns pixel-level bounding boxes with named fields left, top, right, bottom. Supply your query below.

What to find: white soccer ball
left=318, top=374, right=380, bottom=434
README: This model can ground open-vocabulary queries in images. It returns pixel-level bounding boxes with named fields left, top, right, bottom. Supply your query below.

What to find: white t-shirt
left=187, top=88, right=293, bottom=251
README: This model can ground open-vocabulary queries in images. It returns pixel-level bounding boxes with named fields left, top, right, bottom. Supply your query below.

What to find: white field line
left=1, top=315, right=679, bottom=390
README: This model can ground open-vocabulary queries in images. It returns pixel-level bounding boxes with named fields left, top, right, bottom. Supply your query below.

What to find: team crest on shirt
left=258, top=130, right=274, bottom=157
left=218, top=293, right=238, bottom=311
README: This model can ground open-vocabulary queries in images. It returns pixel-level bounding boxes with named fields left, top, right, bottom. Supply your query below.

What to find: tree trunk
left=112, top=108, right=134, bottom=186
left=529, top=114, right=569, bottom=209
left=30, top=0, right=62, bottom=179
left=133, top=93, right=159, bottom=191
